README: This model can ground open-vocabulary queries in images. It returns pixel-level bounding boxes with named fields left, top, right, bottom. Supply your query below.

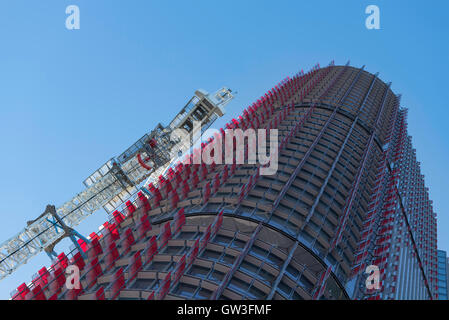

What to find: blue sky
left=0, top=0, right=448, bottom=298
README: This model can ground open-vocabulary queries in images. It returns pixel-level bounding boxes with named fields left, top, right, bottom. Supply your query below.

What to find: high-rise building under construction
left=11, top=62, right=438, bottom=300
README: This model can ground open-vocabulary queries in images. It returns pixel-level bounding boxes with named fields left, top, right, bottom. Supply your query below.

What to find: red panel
left=213, top=210, right=224, bottom=236
left=148, top=183, right=156, bottom=192
left=48, top=267, right=66, bottom=295
left=87, top=237, right=103, bottom=260
left=105, top=242, right=119, bottom=270
left=157, top=272, right=171, bottom=300
left=147, top=291, right=155, bottom=300
left=95, top=287, right=105, bottom=300
left=184, top=164, right=191, bottom=178
left=137, top=191, right=152, bottom=213
left=125, top=200, right=136, bottom=217
left=159, top=222, right=172, bottom=250
left=65, top=282, right=83, bottom=300
left=129, top=251, right=143, bottom=281
left=38, top=267, right=49, bottom=282
left=213, top=173, right=221, bottom=193
left=167, top=168, right=175, bottom=180
left=48, top=293, right=58, bottom=300
left=313, top=266, right=332, bottom=300
left=31, top=273, right=46, bottom=289
left=86, top=258, right=102, bottom=288
left=238, top=185, right=246, bottom=202
left=173, top=254, right=186, bottom=285
left=164, top=179, right=173, bottom=195
left=222, top=165, right=229, bottom=183
left=106, top=223, right=120, bottom=242
left=123, top=228, right=136, bottom=254
left=192, top=173, right=199, bottom=189
left=113, top=210, right=125, bottom=225
left=153, top=188, right=162, bottom=206
left=202, top=182, right=211, bottom=203
left=145, top=236, right=158, bottom=264
left=188, top=239, right=200, bottom=267
left=173, top=208, right=186, bottom=235
left=201, top=164, right=209, bottom=180
left=200, top=225, right=211, bottom=251
left=111, top=268, right=125, bottom=300
left=56, top=252, right=69, bottom=270
left=138, top=214, right=152, bottom=239
left=182, top=181, right=190, bottom=199
left=175, top=171, right=182, bottom=186
left=15, top=283, right=30, bottom=300
left=25, top=285, right=46, bottom=301
left=170, top=190, right=180, bottom=209
left=71, top=252, right=85, bottom=271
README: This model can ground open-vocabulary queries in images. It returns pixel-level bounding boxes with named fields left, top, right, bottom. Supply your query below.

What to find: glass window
left=195, top=287, right=213, bottom=299
left=174, top=283, right=197, bottom=298
left=208, top=269, right=225, bottom=282
left=202, top=249, right=221, bottom=261
left=278, top=280, right=292, bottom=297
left=220, top=253, right=235, bottom=266
left=247, top=284, right=266, bottom=299
left=188, top=265, right=210, bottom=278
left=228, top=278, right=250, bottom=295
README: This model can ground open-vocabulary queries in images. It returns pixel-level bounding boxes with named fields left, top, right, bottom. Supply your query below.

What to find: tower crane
left=0, top=87, right=234, bottom=282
